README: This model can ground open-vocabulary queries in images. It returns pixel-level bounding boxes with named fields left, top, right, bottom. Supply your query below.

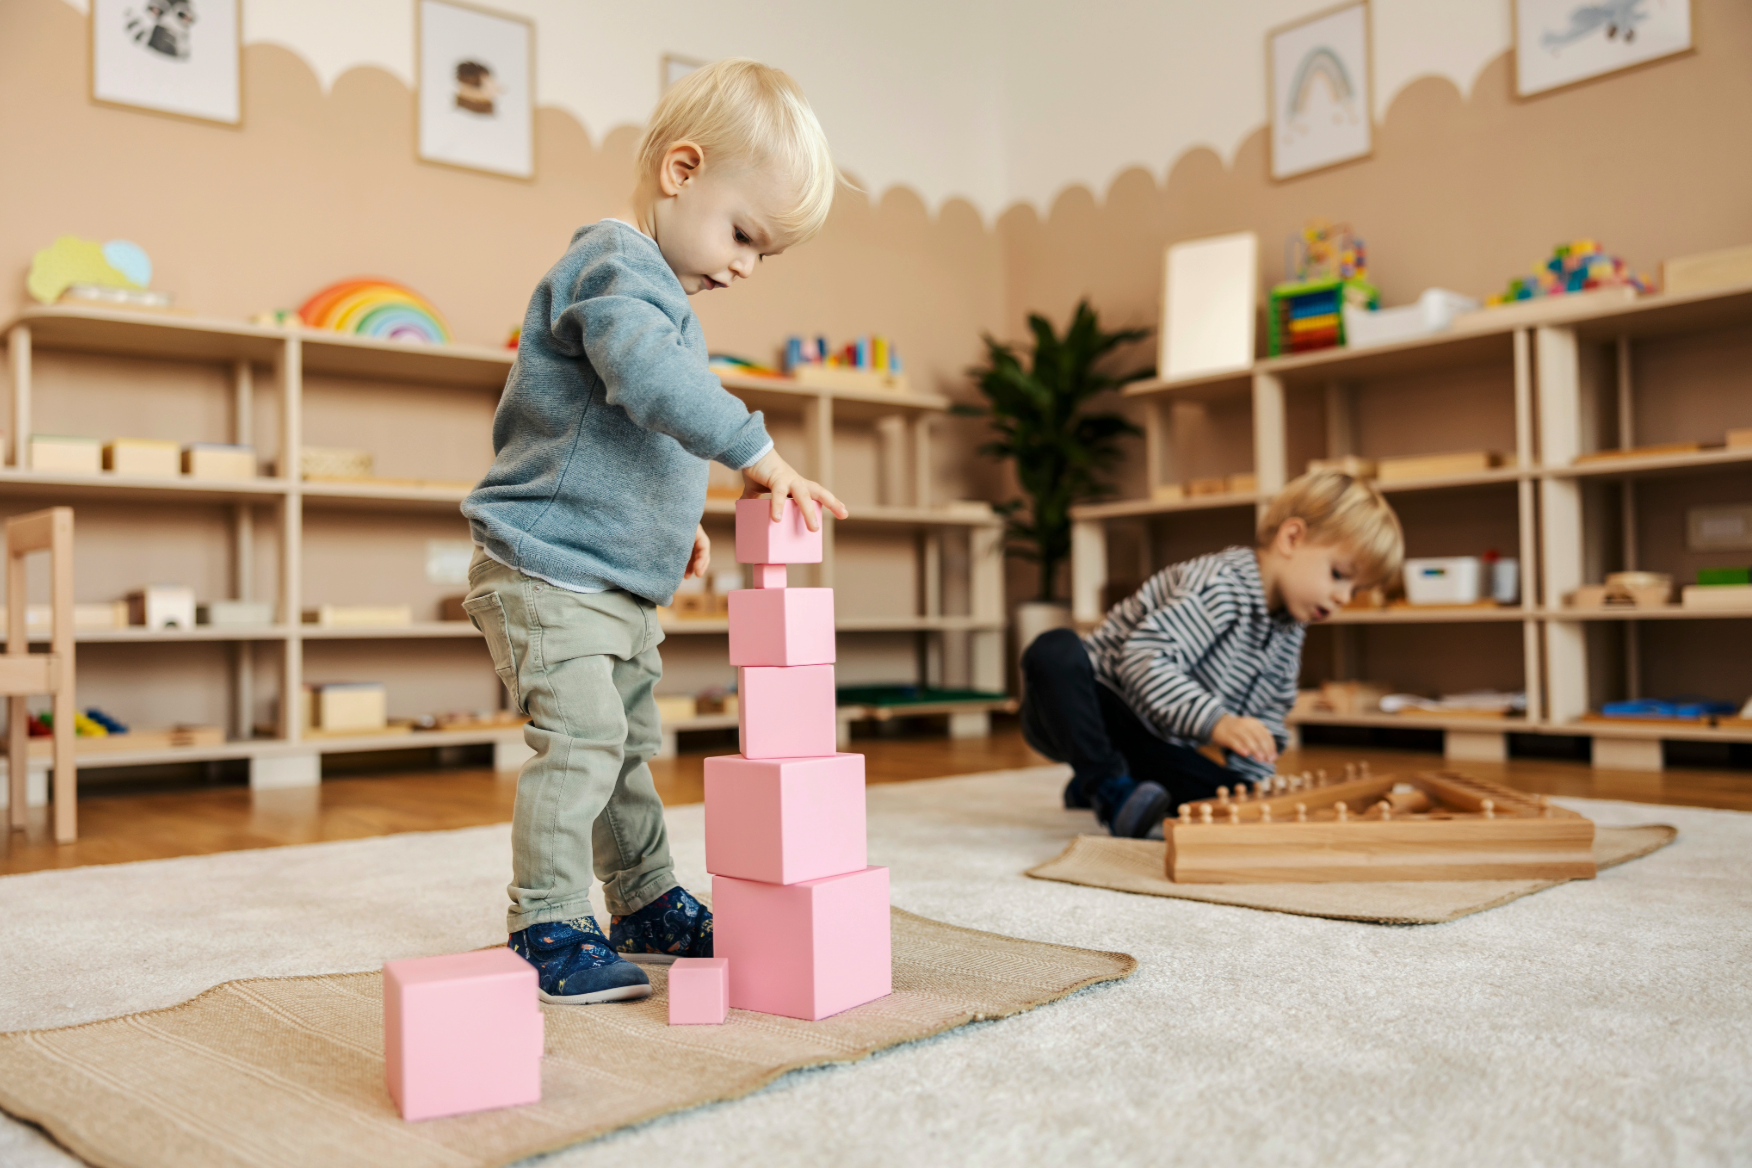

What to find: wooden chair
left=4, top=508, right=75, bottom=843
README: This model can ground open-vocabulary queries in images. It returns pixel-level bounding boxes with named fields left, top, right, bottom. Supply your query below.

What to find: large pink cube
left=383, top=948, right=543, bottom=1121
left=738, top=664, right=837, bottom=759
left=668, top=957, right=730, bottom=1025
left=712, top=866, right=892, bottom=1020
left=705, top=753, right=866, bottom=883
left=728, top=587, right=835, bottom=667
left=735, top=498, right=824, bottom=565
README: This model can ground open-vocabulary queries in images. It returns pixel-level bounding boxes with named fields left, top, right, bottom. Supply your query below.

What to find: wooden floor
left=3, top=729, right=1747, bottom=876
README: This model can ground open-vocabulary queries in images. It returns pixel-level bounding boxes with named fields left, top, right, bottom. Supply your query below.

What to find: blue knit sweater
left=463, top=221, right=773, bottom=606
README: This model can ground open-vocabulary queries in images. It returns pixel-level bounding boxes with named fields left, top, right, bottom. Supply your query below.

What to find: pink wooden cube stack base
left=668, top=957, right=730, bottom=1025
left=383, top=948, right=543, bottom=1121
left=682, top=497, right=891, bottom=1024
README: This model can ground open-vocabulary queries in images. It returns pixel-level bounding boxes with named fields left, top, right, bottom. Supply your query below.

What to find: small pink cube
left=383, top=948, right=543, bottom=1121
left=735, top=498, right=824, bottom=565
left=728, top=587, right=835, bottom=667
left=705, top=753, right=866, bottom=884
left=713, top=866, right=892, bottom=1021
left=738, top=664, right=838, bottom=759
left=668, top=957, right=730, bottom=1025
left=751, top=564, right=788, bottom=589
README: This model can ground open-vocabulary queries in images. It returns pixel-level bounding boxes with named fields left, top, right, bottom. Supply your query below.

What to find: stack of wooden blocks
left=672, top=498, right=893, bottom=1024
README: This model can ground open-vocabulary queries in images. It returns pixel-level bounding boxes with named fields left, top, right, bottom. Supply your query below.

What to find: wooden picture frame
left=416, top=0, right=536, bottom=181
left=1267, top=0, right=1373, bottom=181
left=1513, top=0, right=1695, bottom=98
left=90, top=0, right=241, bottom=127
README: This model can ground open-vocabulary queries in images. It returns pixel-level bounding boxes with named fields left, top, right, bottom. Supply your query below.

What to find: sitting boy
left=461, top=59, right=844, bottom=1003
left=1020, top=470, right=1403, bottom=837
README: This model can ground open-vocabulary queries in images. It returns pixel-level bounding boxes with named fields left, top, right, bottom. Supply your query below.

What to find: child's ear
left=1276, top=517, right=1307, bottom=554
left=659, top=141, right=705, bottom=196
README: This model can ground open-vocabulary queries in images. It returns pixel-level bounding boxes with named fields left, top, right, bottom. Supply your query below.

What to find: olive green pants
left=463, top=550, right=676, bottom=934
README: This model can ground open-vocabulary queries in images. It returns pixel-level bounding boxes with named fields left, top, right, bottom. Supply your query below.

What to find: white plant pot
left=1015, top=601, right=1075, bottom=668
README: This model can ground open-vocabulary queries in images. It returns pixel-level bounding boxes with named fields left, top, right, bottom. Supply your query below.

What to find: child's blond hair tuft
left=637, top=59, right=839, bottom=244
left=1258, top=470, right=1404, bottom=585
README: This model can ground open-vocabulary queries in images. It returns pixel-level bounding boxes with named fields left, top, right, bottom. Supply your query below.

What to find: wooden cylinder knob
left=1228, top=805, right=1241, bottom=823
left=1200, top=804, right=1213, bottom=823
left=1216, top=786, right=1230, bottom=804
left=1179, top=804, right=1192, bottom=823
left=1295, top=802, right=1308, bottom=822
left=1258, top=803, right=1272, bottom=822
left=1481, top=799, right=1495, bottom=819
left=1379, top=803, right=1392, bottom=820
left=1335, top=801, right=1349, bottom=821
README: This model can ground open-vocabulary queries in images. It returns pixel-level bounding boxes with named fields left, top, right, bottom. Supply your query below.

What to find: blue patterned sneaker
left=610, top=886, right=713, bottom=965
left=509, top=916, right=651, bottom=1005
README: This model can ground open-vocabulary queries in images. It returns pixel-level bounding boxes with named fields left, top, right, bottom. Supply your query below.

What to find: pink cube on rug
left=735, top=498, right=824, bottom=565
left=728, top=587, right=835, bottom=667
left=383, top=948, right=543, bottom=1121
left=705, top=753, right=866, bottom=884
left=713, top=866, right=892, bottom=1021
left=738, top=664, right=837, bottom=759
left=668, top=957, right=730, bottom=1025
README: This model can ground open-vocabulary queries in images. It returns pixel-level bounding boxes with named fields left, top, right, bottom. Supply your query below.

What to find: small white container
left=1491, top=558, right=1520, bottom=604
left=127, top=584, right=197, bottom=629
left=1344, top=289, right=1481, bottom=351
left=1404, top=557, right=1482, bottom=605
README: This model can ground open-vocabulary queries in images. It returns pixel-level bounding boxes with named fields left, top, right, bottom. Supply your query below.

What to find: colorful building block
left=735, top=498, right=824, bottom=565
left=668, top=957, right=730, bottom=1025
left=738, top=664, right=837, bottom=759
left=705, top=753, right=866, bottom=883
left=383, top=948, right=543, bottom=1122
left=728, top=587, right=835, bottom=667
left=752, top=564, right=788, bottom=589
left=712, top=866, right=892, bottom=1020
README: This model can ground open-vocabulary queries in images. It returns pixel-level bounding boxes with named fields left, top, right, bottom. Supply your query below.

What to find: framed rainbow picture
left=1268, top=2, right=1373, bottom=181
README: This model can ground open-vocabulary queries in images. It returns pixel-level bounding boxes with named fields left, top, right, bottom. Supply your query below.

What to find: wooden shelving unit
left=0, top=306, right=1007, bottom=797
left=1071, top=279, right=1752, bottom=772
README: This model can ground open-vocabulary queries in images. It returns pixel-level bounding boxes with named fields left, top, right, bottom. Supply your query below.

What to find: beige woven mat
left=1026, top=824, right=1677, bottom=925
left=0, top=908, right=1133, bottom=1168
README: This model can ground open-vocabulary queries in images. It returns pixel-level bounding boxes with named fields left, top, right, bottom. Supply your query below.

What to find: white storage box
left=127, top=585, right=197, bottom=629
left=1344, top=289, right=1480, bottom=351
left=1404, top=557, right=1483, bottom=605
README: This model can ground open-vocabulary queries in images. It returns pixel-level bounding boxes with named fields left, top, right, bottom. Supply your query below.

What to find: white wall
left=57, top=0, right=1511, bottom=216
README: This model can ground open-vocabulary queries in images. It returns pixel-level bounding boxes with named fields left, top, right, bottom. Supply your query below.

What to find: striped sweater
left=1083, top=546, right=1305, bottom=783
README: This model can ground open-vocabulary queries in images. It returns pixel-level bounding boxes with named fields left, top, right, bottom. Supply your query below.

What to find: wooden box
left=30, top=435, right=101, bottom=475
left=105, top=438, right=181, bottom=479
left=1164, top=769, right=1596, bottom=883
left=1376, top=451, right=1505, bottom=483
left=183, top=443, right=257, bottom=480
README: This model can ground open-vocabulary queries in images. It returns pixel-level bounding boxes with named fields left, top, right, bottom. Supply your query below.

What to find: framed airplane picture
left=1514, top=0, right=1694, bottom=97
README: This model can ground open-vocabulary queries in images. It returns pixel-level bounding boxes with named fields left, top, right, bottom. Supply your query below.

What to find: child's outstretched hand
left=684, top=524, right=710, bottom=579
left=741, top=450, right=849, bottom=530
left=1211, top=714, right=1279, bottom=765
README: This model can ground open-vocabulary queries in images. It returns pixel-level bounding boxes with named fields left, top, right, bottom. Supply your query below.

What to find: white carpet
left=2, top=766, right=1749, bottom=1167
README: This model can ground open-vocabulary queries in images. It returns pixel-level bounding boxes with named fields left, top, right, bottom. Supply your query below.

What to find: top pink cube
left=735, top=498, right=824, bottom=565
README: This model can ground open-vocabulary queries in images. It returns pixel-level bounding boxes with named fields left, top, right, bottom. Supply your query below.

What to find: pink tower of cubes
left=702, top=498, right=893, bottom=1022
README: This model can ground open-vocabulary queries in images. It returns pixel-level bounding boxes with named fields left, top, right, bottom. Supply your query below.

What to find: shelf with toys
left=1077, top=229, right=1752, bottom=770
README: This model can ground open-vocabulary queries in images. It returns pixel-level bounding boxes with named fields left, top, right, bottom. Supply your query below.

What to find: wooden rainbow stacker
left=1164, top=765, right=1596, bottom=884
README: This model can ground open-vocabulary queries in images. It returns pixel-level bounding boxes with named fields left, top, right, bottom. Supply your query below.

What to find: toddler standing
left=462, top=60, right=845, bottom=1003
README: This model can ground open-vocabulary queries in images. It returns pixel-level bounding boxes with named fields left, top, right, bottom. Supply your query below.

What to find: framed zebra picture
left=1267, top=1, right=1373, bottom=181
left=90, top=0, right=241, bottom=126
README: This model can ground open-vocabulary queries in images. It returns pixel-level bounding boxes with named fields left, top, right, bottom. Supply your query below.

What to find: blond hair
left=1258, top=470, right=1404, bottom=584
left=637, top=59, right=839, bottom=244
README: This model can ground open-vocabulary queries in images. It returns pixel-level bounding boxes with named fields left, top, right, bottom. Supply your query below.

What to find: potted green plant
left=957, top=300, right=1149, bottom=648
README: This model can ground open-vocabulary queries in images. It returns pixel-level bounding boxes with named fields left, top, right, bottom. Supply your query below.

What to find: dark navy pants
left=1019, top=628, right=1242, bottom=807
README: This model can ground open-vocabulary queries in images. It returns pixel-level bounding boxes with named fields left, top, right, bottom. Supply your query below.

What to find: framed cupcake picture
left=416, top=0, right=536, bottom=179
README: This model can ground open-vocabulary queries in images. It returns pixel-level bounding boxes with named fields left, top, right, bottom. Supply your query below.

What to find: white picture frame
left=90, top=0, right=241, bottom=127
left=1514, top=0, right=1693, bottom=98
left=416, top=0, right=535, bottom=180
left=1268, top=2, right=1372, bottom=181
left=1160, top=233, right=1258, bottom=383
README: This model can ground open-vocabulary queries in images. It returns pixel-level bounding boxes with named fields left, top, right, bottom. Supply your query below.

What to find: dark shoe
left=510, top=916, right=651, bottom=1004
left=1110, top=780, right=1170, bottom=839
left=1063, top=776, right=1092, bottom=810
left=610, top=886, right=713, bottom=965
left=1089, top=773, right=1139, bottom=827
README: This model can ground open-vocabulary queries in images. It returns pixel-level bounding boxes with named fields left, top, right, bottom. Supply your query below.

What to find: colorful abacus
left=693, top=498, right=893, bottom=1022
